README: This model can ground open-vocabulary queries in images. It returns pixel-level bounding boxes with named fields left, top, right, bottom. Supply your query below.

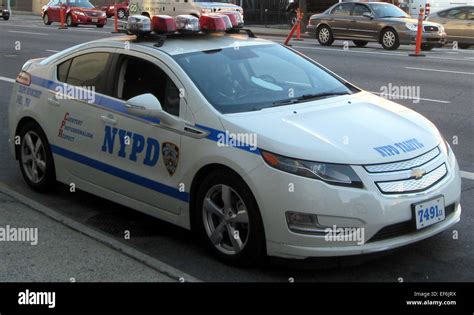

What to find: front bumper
left=399, top=30, right=447, bottom=46
left=245, top=147, right=461, bottom=259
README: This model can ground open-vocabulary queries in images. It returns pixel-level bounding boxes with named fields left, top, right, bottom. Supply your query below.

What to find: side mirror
left=125, top=93, right=184, bottom=128
left=363, top=12, right=374, bottom=19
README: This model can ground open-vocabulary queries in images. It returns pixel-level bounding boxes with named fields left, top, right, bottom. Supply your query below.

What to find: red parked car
left=42, top=0, right=107, bottom=28
left=101, top=0, right=129, bottom=20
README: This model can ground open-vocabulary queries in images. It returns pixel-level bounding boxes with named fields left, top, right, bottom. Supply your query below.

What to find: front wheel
left=3, top=15, right=9, bottom=21
left=317, top=25, right=334, bottom=46
left=381, top=28, right=400, bottom=50
left=117, top=8, right=127, bottom=20
left=353, top=40, right=368, bottom=47
left=195, top=169, right=266, bottom=266
left=18, top=122, right=56, bottom=192
left=96, top=24, right=104, bottom=28
left=66, top=14, right=76, bottom=27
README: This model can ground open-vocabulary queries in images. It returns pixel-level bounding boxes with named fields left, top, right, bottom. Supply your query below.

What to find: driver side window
left=114, top=55, right=181, bottom=117
left=353, top=4, right=370, bottom=17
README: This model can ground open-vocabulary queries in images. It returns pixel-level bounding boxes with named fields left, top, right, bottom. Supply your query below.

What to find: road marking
left=8, top=30, right=48, bottom=36
left=0, top=76, right=15, bottom=83
left=370, top=91, right=451, bottom=104
left=291, top=45, right=405, bottom=56
left=46, top=49, right=59, bottom=53
left=405, top=67, right=474, bottom=75
left=461, top=171, right=474, bottom=180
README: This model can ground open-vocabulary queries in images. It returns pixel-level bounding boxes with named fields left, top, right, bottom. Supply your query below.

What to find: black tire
left=96, top=24, right=104, bottom=28
left=142, top=12, right=150, bottom=19
left=18, top=121, right=56, bottom=193
left=117, top=8, right=127, bottom=20
left=3, top=15, right=9, bottom=21
left=421, top=43, right=434, bottom=51
left=316, top=25, right=334, bottom=46
left=458, top=43, right=471, bottom=49
left=353, top=40, right=368, bottom=47
left=194, top=169, right=266, bottom=266
left=289, top=11, right=297, bottom=26
left=380, top=28, right=400, bottom=50
left=43, top=12, right=52, bottom=25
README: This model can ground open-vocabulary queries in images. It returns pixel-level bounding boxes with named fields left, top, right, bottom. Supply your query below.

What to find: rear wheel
left=3, top=15, right=9, bottom=21
left=96, top=24, right=104, bottom=28
left=316, top=25, right=334, bottom=46
left=18, top=122, right=56, bottom=192
left=195, top=169, right=266, bottom=266
left=381, top=28, right=400, bottom=50
left=43, top=12, right=52, bottom=25
left=353, top=40, right=368, bottom=47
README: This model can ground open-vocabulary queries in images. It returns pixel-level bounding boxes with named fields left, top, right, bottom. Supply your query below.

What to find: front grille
left=424, top=25, right=439, bottom=32
left=368, top=203, right=456, bottom=243
left=376, top=163, right=447, bottom=194
left=365, top=147, right=440, bottom=173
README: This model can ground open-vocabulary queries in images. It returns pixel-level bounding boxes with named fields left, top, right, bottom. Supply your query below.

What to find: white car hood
left=219, top=91, right=441, bottom=165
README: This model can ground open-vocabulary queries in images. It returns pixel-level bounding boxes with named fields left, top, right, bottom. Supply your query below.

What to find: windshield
left=67, top=0, right=95, bottom=8
left=369, top=3, right=409, bottom=18
left=173, top=44, right=355, bottom=114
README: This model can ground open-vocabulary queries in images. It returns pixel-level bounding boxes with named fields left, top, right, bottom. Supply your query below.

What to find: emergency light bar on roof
left=126, top=13, right=253, bottom=45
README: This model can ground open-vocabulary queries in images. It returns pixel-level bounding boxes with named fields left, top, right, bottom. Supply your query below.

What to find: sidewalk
left=246, top=24, right=311, bottom=38
left=0, top=190, right=175, bottom=282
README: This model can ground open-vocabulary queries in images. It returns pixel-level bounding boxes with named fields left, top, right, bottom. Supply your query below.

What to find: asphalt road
left=0, top=15, right=473, bottom=282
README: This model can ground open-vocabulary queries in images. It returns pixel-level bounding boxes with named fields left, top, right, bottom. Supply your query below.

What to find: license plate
left=413, top=196, right=445, bottom=230
left=92, top=18, right=98, bottom=23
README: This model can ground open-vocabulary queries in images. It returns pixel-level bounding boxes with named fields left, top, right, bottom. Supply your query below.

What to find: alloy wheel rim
left=383, top=31, right=395, bottom=47
left=202, top=184, right=250, bottom=255
left=319, top=28, right=330, bottom=43
left=21, top=131, right=47, bottom=184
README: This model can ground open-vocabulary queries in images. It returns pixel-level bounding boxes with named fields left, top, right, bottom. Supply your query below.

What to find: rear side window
left=331, top=3, right=353, bottom=16
left=58, top=52, right=111, bottom=95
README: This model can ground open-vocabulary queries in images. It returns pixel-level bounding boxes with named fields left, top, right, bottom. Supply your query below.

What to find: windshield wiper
left=272, top=91, right=350, bottom=106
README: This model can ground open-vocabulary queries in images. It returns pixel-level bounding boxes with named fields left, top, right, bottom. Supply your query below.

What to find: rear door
left=442, top=7, right=468, bottom=44
left=328, top=3, right=355, bottom=38
left=466, top=7, right=474, bottom=44
left=47, top=0, right=61, bottom=21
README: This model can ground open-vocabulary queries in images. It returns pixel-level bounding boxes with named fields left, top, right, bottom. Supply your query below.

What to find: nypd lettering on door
left=101, top=126, right=160, bottom=167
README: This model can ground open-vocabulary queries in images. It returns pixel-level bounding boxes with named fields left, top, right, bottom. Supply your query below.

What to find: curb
left=0, top=182, right=202, bottom=283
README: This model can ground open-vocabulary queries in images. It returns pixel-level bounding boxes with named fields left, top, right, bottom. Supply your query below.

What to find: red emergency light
left=219, top=11, right=243, bottom=29
left=200, top=15, right=227, bottom=32
left=152, top=15, right=176, bottom=34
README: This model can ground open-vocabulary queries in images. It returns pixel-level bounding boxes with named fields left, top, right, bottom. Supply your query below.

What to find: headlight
left=201, top=8, right=212, bottom=14
left=73, top=11, right=85, bottom=16
left=261, top=150, right=363, bottom=188
left=405, top=23, right=418, bottom=31
left=440, top=135, right=450, bottom=156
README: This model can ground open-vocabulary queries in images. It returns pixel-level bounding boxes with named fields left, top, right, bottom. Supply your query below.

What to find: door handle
left=100, top=115, right=117, bottom=125
left=47, top=97, right=60, bottom=106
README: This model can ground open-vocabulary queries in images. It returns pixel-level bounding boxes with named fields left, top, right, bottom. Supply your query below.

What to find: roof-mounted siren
left=127, top=15, right=152, bottom=36
left=219, top=11, right=244, bottom=32
left=175, top=15, right=201, bottom=33
left=151, top=15, right=177, bottom=34
left=200, top=14, right=229, bottom=32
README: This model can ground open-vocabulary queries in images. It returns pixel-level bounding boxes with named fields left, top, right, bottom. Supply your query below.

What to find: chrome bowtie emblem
left=411, top=168, right=426, bottom=180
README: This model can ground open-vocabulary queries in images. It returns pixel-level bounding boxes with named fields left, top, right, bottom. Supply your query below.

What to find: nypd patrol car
left=8, top=15, right=461, bottom=265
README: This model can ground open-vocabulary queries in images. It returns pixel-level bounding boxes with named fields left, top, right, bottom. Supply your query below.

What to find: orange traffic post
left=294, top=9, right=304, bottom=41
left=58, top=2, right=67, bottom=29
left=284, top=10, right=302, bottom=46
left=409, top=8, right=425, bottom=57
left=114, top=3, right=119, bottom=33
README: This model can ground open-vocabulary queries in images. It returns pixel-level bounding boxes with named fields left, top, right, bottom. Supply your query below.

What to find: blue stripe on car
left=50, top=144, right=190, bottom=202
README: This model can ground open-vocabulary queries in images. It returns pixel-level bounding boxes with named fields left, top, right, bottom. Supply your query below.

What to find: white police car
left=8, top=15, right=461, bottom=265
